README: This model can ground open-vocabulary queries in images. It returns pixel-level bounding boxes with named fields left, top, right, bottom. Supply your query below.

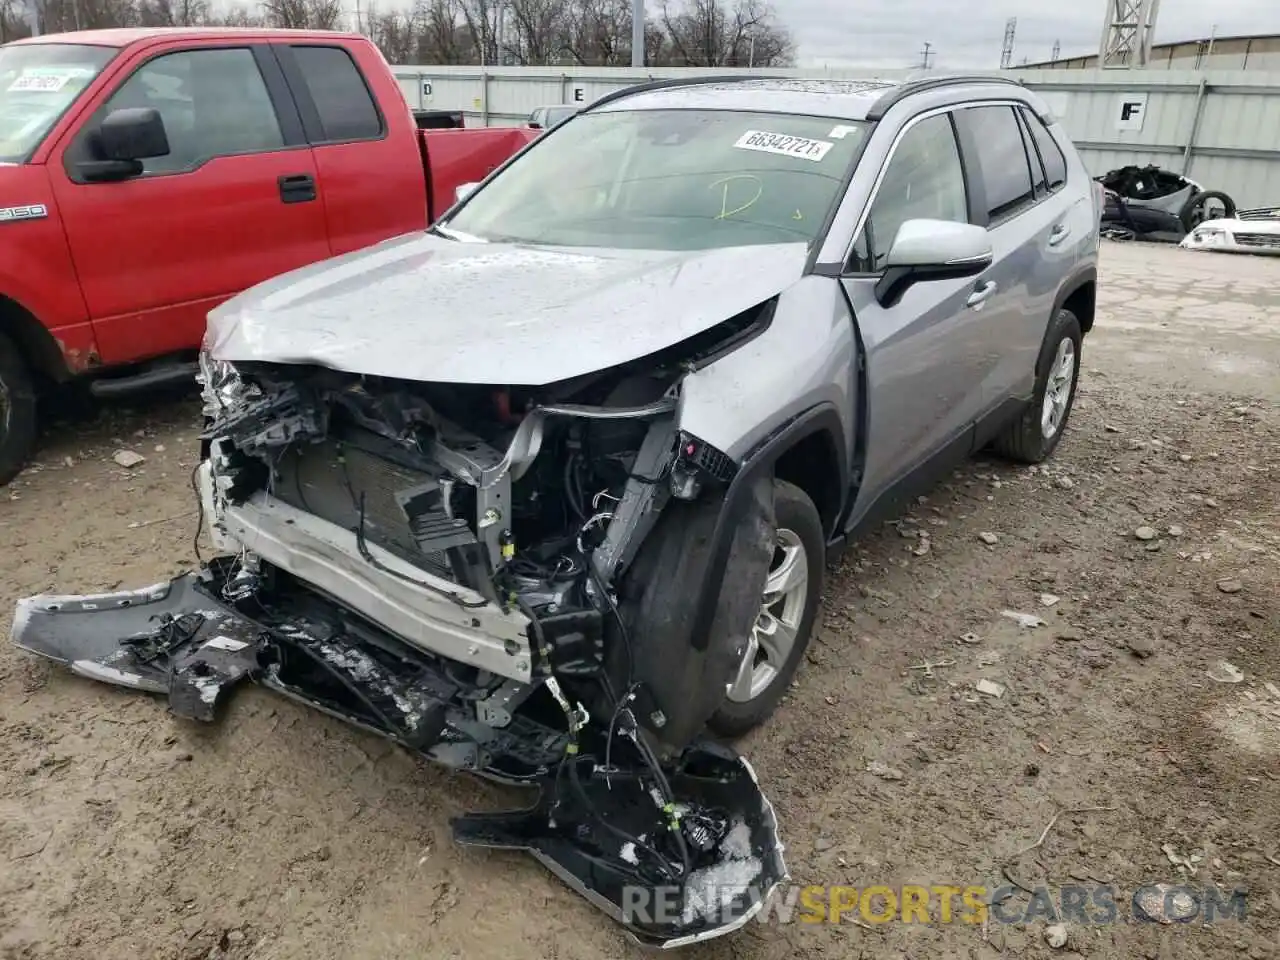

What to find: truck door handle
left=278, top=173, right=316, bottom=204
left=966, top=280, right=997, bottom=309
left=1048, top=223, right=1071, bottom=247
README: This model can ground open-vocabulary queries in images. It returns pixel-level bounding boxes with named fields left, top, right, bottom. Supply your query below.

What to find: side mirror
left=78, top=107, right=170, bottom=182
left=874, top=219, right=993, bottom=308
left=455, top=182, right=480, bottom=203
left=100, top=107, right=170, bottom=161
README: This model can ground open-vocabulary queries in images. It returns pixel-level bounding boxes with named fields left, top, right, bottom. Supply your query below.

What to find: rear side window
left=960, top=105, right=1035, bottom=221
left=290, top=45, right=382, bottom=142
left=1021, top=107, right=1068, bottom=190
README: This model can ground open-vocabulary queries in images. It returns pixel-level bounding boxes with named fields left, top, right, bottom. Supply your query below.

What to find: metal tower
left=1000, top=18, right=1017, bottom=69
left=1051, top=39, right=1061, bottom=62
left=1098, top=0, right=1161, bottom=68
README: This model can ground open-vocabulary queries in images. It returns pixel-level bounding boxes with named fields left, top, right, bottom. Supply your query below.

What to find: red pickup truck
left=0, top=27, right=535, bottom=483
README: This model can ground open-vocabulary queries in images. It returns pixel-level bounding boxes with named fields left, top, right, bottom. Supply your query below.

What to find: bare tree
left=562, top=0, right=631, bottom=65
left=412, top=0, right=473, bottom=63
left=210, top=3, right=266, bottom=24
left=5, top=0, right=794, bottom=71
left=137, top=0, right=210, bottom=26
left=261, top=0, right=341, bottom=29
left=503, top=0, right=567, bottom=65
left=659, top=0, right=792, bottom=66
left=0, top=0, right=34, bottom=40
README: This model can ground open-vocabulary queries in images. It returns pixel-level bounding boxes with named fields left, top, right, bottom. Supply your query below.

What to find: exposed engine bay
left=11, top=323, right=787, bottom=947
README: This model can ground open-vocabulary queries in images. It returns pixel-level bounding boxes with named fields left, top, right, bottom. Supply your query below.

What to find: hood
left=206, top=233, right=808, bottom=385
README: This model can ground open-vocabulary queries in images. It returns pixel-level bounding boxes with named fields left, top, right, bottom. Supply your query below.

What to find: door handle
left=1048, top=223, right=1071, bottom=247
left=966, top=280, right=997, bottom=309
left=278, top=173, right=316, bottom=204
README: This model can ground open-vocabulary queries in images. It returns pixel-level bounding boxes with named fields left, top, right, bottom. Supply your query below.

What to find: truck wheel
left=0, top=331, right=38, bottom=486
left=991, top=308, right=1082, bottom=464
left=708, top=480, right=824, bottom=738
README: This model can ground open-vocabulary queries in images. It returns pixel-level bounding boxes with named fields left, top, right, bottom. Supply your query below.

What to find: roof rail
left=865, top=74, right=1025, bottom=121
left=582, top=74, right=788, bottom=113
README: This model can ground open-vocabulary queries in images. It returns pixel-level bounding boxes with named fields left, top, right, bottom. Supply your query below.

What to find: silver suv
left=15, top=75, right=1099, bottom=948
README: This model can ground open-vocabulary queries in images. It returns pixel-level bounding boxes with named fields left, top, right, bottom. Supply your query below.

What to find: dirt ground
left=1, top=242, right=1277, bottom=960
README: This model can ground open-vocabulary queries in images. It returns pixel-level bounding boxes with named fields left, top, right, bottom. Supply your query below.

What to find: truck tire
left=991, top=308, right=1082, bottom=464
left=0, top=330, right=38, bottom=486
left=708, top=480, right=824, bottom=738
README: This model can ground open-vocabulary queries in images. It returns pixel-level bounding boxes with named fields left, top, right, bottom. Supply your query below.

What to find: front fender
left=0, top=167, right=94, bottom=372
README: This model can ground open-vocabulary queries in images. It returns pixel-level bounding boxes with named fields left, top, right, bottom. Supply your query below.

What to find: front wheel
left=708, top=479, right=825, bottom=738
left=990, top=307, right=1082, bottom=464
left=0, top=331, right=38, bottom=486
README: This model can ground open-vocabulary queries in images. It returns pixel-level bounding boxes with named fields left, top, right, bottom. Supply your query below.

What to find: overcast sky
left=787, top=0, right=1280, bottom=68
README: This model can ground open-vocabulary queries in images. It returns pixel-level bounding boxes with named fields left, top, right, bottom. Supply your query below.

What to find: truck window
left=78, top=47, right=283, bottom=175
left=0, top=43, right=115, bottom=162
left=289, top=45, right=382, bottom=142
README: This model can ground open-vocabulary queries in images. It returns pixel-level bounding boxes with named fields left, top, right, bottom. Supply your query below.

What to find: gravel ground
left=0, top=242, right=1277, bottom=960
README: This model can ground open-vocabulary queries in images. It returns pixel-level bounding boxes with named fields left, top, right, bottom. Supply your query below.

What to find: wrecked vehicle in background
left=12, top=74, right=1101, bottom=946
left=1181, top=205, right=1280, bottom=255
left=1096, top=163, right=1235, bottom=243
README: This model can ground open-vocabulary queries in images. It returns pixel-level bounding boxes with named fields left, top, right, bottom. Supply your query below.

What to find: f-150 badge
left=0, top=204, right=48, bottom=222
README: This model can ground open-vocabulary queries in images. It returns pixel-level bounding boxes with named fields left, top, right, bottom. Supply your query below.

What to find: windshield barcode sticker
left=733, top=130, right=833, bottom=162
left=7, top=68, right=92, bottom=93
left=9, top=74, right=72, bottom=92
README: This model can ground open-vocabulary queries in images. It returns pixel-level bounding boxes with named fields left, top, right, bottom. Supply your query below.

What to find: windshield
left=0, top=44, right=115, bottom=163
left=445, top=109, right=868, bottom=251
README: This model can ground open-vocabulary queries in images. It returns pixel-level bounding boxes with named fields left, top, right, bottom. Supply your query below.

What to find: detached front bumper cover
left=11, top=567, right=787, bottom=948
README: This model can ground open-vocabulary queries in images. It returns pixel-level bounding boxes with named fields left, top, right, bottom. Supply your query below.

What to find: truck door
left=48, top=43, right=331, bottom=366
left=271, top=42, right=428, bottom=257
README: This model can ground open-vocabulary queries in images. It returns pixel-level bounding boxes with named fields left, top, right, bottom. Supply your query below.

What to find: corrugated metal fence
left=393, top=65, right=1280, bottom=208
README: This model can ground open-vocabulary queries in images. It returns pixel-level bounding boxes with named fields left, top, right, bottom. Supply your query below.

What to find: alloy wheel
left=725, top=527, right=809, bottom=704
left=1040, top=336, right=1077, bottom=440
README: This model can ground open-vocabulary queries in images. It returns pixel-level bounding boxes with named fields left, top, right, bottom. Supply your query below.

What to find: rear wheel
left=990, top=307, right=1082, bottom=464
left=0, top=331, right=38, bottom=486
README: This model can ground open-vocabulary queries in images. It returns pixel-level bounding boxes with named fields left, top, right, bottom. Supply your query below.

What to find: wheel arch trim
left=687, top=404, right=847, bottom=652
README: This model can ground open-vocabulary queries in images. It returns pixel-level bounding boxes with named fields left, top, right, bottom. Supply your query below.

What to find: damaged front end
left=12, top=333, right=786, bottom=947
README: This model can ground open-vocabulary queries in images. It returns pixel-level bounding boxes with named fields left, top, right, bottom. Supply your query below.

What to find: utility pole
left=748, top=33, right=755, bottom=67
left=24, top=0, right=40, bottom=35
left=919, top=41, right=934, bottom=70
left=631, top=0, right=644, bottom=66
left=1000, top=17, right=1016, bottom=69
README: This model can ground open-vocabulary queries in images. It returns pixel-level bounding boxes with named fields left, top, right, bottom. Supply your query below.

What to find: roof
left=593, top=77, right=897, bottom=122
left=8, top=26, right=366, bottom=48
left=590, top=75, right=1026, bottom=123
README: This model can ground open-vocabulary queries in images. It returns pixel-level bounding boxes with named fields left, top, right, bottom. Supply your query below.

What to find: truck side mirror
left=100, top=107, right=170, bottom=162
left=78, top=107, right=171, bottom=183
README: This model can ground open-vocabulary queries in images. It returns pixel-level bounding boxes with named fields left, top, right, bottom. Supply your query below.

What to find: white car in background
left=1181, top=206, right=1280, bottom=255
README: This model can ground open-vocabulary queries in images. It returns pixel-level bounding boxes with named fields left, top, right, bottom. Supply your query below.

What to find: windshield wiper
left=430, top=223, right=489, bottom=243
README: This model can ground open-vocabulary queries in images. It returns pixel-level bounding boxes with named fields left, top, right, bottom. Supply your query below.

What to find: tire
left=0, top=330, right=38, bottom=486
left=1179, top=190, right=1236, bottom=232
left=990, top=308, right=1082, bottom=465
left=707, top=479, right=825, bottom=738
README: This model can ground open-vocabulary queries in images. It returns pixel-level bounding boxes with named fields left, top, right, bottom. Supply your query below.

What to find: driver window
left=856, top=113, right=968, bottom=272
left=85, top=48, right=283, bottom=175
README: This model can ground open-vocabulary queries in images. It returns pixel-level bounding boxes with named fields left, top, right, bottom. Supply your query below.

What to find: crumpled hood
left=206, top=232, right=808, bottom=385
